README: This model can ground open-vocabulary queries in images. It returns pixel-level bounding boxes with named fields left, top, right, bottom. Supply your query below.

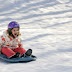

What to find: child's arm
left=18, top=38, right=23, bottom=48
left=0, top=36, right=5, bottom=51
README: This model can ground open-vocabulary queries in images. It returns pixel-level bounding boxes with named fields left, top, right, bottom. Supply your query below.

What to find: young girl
left=0, top=21, right=32, bottom=59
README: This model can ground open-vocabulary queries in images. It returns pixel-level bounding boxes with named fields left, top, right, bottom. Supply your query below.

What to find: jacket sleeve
left=0, top=36, right=5, bottom=51
left=18, top=38, right=23, bottom=48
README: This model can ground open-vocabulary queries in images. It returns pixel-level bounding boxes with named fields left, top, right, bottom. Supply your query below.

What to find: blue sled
left=0, top=54, right=37, bottom=63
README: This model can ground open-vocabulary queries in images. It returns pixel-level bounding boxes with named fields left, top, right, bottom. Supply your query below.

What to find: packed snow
left=0, top=0, right=72, bottom=72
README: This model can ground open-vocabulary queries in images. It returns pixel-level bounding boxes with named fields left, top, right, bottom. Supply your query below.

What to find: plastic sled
left=0, top=53, right=37, bottom=63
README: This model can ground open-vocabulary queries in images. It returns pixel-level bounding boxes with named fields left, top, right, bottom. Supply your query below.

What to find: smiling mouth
left=14, top=33, right=17, bottom=36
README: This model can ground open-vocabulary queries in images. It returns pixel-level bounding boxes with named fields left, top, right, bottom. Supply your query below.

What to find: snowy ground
left=0, top=0, right=72, bottom=72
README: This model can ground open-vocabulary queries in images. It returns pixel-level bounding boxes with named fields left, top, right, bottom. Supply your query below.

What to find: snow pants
left=1, top=47, right=26, bottom=58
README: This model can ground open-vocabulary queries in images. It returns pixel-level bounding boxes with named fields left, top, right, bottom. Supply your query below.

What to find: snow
left=0, top=0, right=72, bottom=72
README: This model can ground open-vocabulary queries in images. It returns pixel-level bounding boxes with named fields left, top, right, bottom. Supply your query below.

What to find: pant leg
left=14, top=48, right=26, bottom=56
left=1, top=47, right=16, bottom=58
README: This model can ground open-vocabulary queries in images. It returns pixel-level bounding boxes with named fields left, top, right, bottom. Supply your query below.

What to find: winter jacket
left=0, top=30, right=23, bottom=51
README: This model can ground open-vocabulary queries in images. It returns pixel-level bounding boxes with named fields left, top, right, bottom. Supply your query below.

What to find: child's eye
left=14, top=30, right=19, bottom=32
left=14, top=30, right=15, bottom=31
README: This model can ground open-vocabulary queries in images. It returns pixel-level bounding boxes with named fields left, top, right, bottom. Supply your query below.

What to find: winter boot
left=25, top=49, right=32, bottom=56
left=9, top=52, right=21, bottom=59
left=21, top=49, right=32, bottom=57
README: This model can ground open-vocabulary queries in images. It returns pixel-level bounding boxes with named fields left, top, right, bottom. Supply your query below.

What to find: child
left=0, top=21, right=32, bottom=59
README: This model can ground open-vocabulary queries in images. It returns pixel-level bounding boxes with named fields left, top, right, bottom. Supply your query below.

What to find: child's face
left=11, top=27, right=19, bottom=38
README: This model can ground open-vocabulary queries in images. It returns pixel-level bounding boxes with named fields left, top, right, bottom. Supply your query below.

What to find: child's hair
left=8, top=28, right=13, bottom=36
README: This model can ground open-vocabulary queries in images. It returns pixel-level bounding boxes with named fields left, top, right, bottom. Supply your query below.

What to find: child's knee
left=1, top=47, right=15, bottom=58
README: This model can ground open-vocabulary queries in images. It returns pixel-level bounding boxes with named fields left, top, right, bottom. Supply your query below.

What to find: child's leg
left=1, top=47, right=15, bottom=58
left=14, top=48, right=26, bottom=56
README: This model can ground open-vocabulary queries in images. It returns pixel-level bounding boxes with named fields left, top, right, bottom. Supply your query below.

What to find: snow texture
left=0, top=0, right=72, bottom=72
